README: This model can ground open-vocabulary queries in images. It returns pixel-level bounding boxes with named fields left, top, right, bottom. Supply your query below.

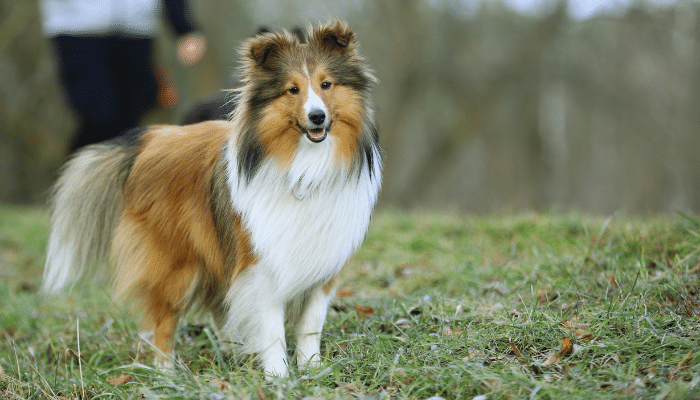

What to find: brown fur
left=322, top=275, right=339, bottom=296
left=328, top=84, right=365, bottom=162
left=112, top=121, right=253, bottom=355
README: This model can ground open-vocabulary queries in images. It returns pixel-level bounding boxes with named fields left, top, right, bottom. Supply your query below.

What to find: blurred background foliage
left=1, top=0, right=699, bottom=214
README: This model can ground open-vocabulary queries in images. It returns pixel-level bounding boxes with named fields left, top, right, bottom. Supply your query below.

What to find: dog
left=43, top=20, right=381, bottom=378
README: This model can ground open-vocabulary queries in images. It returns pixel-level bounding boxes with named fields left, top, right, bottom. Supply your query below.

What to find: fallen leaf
left=560, top=320, right=586, bottom=331
left=442, top=329, right=463, bottom=336
left=340, top=381, right=361, bottom=393
left=560, top=320, right=596, bottom=340
left=480, top=379, right=501, bottom=391
left=209, top=378, right=232, bottom=391
left=537, top=290, right=559, bottom=304
left=541, top=354, right=561, bottom=366
left=353, top=305, right=374, bottom=317
left=559, top=337, right=573, bottom=355
left=641, top=359, right=658, bottom=378
left=396, top=373, right=412, bottom=386
left=462, top=350, right=477, bottom=361
left=561, top=363, right=571, bottom=377
left=335, top=287, right=355, bottom=297
left=542, top=353, right=560, bottom=366
left=0, top=327, right=15, bottom=338
left=542, top=337, right=573, bottom=366
left=92, top=317, right=107, bottom=329
left=394, top=264, right=414, bottom=278
left=605, top=274, right=618, bottom=286
left=667, top=351, right=693, bottom=380
left=255, top=386, right=270, bottom=400
left=508, top=342, right=522, bottom=357
left=107, top=374, right=131, bottom=386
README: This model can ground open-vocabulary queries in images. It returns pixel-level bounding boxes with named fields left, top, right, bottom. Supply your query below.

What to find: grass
left=1, top=204, right=699, bottom=399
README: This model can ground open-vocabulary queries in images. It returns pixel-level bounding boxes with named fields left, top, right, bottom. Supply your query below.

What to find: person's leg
left=52, top=35, right=122, bottom=151
left=111, top=37, right=158, bottom=133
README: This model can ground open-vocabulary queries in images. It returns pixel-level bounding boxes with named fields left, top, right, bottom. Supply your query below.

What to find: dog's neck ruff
left=288, top=136, right=338, bottom=200
left=225, top=134, right=381, bottom=297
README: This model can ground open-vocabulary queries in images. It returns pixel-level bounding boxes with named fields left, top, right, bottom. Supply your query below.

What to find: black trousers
left=53, top=35, right=158, bottom=152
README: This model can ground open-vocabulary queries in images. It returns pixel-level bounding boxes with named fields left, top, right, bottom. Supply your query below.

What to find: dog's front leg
left=295, top=284, right=333, bottom=370
left=256, top=302, right=288, bottom=378
left=226, top=270, right=289, bottom=378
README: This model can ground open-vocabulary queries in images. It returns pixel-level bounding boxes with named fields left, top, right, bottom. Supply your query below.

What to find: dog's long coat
left=44, top=20, right=381, bottom=377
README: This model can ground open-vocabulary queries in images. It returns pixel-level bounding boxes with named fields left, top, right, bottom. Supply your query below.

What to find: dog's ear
left=310, top=20, right=356, bottom=54
left=243, top=33, right=294, bottom=68
left=247, top=34, right=277, bottom=66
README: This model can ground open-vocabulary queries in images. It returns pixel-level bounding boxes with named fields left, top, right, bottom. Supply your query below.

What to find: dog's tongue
left=307, top=129, right=327, bottom=142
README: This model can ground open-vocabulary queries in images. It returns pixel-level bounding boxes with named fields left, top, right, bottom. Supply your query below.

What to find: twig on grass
left=77, top=317, right=85, bottom=399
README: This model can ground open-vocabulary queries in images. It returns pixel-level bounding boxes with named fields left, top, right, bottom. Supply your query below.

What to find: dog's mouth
left=298, top=122, right=331, bottom=143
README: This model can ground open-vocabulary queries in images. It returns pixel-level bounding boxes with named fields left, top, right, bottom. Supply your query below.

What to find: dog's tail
left=43, top=133, right=141, bottom=294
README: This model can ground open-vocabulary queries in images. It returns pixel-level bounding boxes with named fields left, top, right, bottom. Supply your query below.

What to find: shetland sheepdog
left=43, top=20, right=381, bottom=378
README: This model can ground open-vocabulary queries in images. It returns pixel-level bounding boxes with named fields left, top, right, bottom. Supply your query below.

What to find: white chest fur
left=226, top=136, right=381, bottom=300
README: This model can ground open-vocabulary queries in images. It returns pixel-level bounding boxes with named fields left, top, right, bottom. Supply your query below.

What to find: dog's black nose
left=308, top=109, right=326, bottom=126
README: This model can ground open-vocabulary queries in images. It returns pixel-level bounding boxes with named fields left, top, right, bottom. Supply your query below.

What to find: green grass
left=1, top=205, right=699, bottom=399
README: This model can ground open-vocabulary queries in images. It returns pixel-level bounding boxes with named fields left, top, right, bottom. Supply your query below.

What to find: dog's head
left=235, top=20, right=377, bottom=180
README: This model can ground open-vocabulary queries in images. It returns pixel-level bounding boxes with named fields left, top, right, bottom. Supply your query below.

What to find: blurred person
left=41, top=0, right=207, bottom=152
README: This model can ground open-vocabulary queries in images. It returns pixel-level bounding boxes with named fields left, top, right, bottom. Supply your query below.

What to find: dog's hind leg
left=152, top=307, right=179, bottom=370
left=113, top=218, right=201, bottom=369
left=210, top=302, right=237, bottom=352
left=149, top=262, right=200, bottom=367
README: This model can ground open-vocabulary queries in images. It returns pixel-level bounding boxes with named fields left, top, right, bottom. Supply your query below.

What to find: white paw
left=297, top=352, right=321, bottom=371
left=263, top=357, right=289, bottom=379
left=156, top=357, right=175, bottom=374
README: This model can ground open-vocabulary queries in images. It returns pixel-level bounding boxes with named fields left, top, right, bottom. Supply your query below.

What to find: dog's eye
left=289, top=86, right=299, bottom=95
left=321, top=81, right=332, bottom=90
